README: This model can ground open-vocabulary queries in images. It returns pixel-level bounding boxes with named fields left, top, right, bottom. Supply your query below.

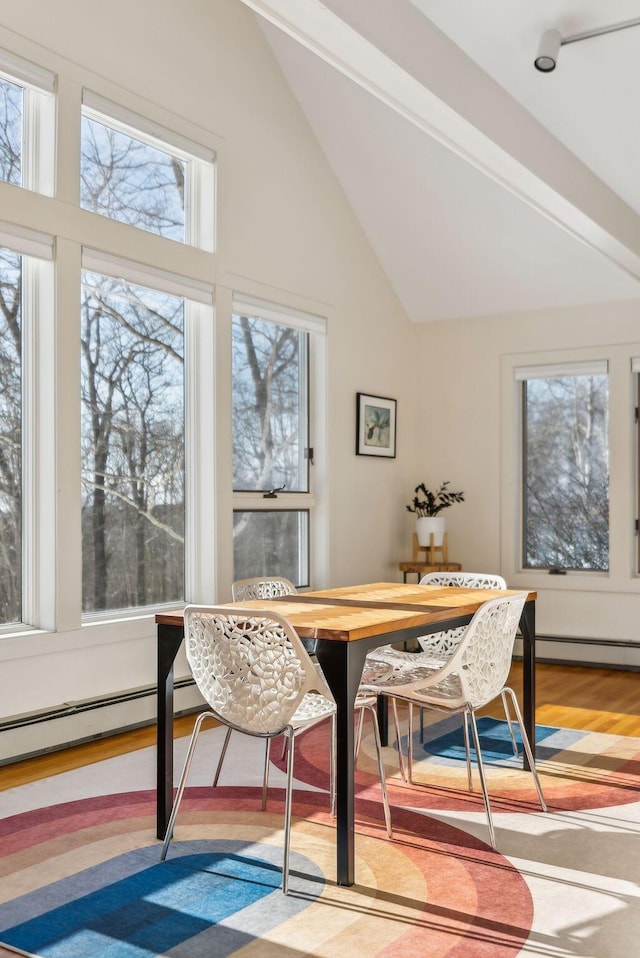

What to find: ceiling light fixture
left=534, top=16, right=640, bottom=72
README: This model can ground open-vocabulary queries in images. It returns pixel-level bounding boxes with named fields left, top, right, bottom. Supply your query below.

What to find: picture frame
left=356, top=392, right=397, bottom=458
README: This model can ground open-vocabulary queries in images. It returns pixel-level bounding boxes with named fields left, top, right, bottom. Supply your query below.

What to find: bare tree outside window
left=81, top=114, right=185, bottom=242
left=232, top=314, right=307, bottom=492
left=233, top=510, right=308, bottom=585
left=81, top=272, right=185, bottom=612
left=79, top=108, right=192, bottom=612
left=523, top=373, right=609, bottom=571
left=232, top=312, right=310, bottom=584
left=0, top=77, right=22, bottom=186
left=0, top=248, right=22, bottom=624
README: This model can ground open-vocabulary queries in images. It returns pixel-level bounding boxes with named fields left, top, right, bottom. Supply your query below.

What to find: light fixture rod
left=561, top=17, right=640, bottom=47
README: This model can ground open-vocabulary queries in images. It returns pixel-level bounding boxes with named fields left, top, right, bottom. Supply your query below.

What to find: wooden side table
left=399, top=534, right=461, bottom=582
left=398, top=560, right=462, bottom=582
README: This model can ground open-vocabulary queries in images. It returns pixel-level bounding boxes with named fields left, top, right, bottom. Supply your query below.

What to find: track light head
left=534, top=18, right=640, bottom=73
left=534, top=28, right=561, bottom=72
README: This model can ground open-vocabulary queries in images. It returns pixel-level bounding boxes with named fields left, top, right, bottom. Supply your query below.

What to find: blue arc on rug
left=0, top=842, right=321, bottom=958
left=421, top=716, right=561, bottom=764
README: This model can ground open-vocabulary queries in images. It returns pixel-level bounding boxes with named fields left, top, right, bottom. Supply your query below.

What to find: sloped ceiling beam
left=240, top=0, right=640, bottom=281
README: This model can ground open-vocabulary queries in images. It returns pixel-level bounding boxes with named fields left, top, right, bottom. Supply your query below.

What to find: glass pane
left=0, top=248, right=22, bottom=624
left=81, top=271, right=185, bottom=612
left=233, top=511, right=308, bottom=587
left=523, top=374, right=609, bottom=571
left=0, top=77, right=22, bottom=186
left=232, top=313, right=308, bottom=492
left=81, top=115, right=186, bottom=241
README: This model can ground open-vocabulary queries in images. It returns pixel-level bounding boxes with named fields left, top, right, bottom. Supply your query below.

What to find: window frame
left=231, top=296, right=326, bottom=589
left=0, top=48, right=55, bottom=196
left=0, top=228, right=54, bottom=634
left=78, top=248, right=214, bottom=621
left=518, top=359, right=609, bottom=574
left=501, top=345, right=640, bottom=594
left=232, top=507, right=311, bottom=589
left=81, top=92, right=216, bottom=252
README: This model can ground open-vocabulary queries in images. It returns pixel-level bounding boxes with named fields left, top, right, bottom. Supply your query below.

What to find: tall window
left=520, top=362, right=609, bottom=572
left=0, top=64, right=214, bottom=635
left=78, top=99, right=214, bottom=614
left=0, top=247, right=22, bottom=624
left=232, top=303, right=320, bottom=587
left=81, top=271, right=185, bottom=612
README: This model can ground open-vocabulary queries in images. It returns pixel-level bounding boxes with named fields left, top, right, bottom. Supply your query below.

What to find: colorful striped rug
left=1, top=717, right=639, bottom=957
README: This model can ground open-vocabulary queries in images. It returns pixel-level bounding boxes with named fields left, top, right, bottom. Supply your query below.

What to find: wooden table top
left=156, top=582, right=535, bottom=643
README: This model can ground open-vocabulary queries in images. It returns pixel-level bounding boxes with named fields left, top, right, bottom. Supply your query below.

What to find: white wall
left=413, top=300, right=640, bottom=667
left=0, top=0, right=419, bottom=732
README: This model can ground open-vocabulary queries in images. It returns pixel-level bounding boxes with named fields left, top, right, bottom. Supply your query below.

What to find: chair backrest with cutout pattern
left=449, top=592, right=528, bottom=708
left=419, top=571, right=507, bottom=590
left=183, top=605, right=331, bottom=736
left=232, top=576, right=297, bottom=601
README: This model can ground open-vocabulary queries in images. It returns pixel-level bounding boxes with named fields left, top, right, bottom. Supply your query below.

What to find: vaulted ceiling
left=241, top=0, right=640, bottom=322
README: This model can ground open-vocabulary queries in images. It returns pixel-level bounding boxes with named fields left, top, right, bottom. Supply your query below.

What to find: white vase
left=416, top=516, right=445, bottom=547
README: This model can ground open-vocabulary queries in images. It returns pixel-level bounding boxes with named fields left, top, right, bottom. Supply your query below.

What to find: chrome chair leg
left=359, top=702, right=393, bottom=839
left=354, top=707, right=365, bottom=759
left=329, top=713, right=336, bottom=818
left=212, top=725, right=232, bottom=787
left=282, top=725, right=295, bottom=895
left=468, top=708, right=497, bottom=851
left=161, top=710, right=213, bottom=861
left=462, top=713, right=473, bottom=791
left=407, top=703, right=414, bottom=784
left=503, top=687, right=547, bottom=812
left=391, top=698, right=407, bottom=781
left=261, top=738, right=270, bottom=811
left=501, top=691, right=519, bottom=757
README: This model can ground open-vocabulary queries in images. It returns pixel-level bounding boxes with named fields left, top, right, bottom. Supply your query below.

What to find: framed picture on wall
left=356, top=392, right=397, bottom=458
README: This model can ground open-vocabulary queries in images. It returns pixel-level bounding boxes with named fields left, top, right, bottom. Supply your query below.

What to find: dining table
left=156, top=581, right=537, bottom=886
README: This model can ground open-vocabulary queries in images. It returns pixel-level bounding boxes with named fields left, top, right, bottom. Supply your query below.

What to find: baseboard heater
left=0, top=677, right=202, bottom=766
left=514, top=633, right=640, bottom=671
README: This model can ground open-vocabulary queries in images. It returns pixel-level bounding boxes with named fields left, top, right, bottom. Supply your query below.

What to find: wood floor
left=2, top=661, right=638, bottom=792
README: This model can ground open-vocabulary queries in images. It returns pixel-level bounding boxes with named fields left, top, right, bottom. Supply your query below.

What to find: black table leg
left=314, top=639, right=367, bottom=887
left=377, top=694, right=389, bottom=746
left=519, top=600, right=536, bottom=771
left=157, top=623, right=184, bottom=840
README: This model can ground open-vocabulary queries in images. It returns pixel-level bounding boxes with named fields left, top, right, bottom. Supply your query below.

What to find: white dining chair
left=230, top=578, right=393, bottom=838
left=216, top=576, right=300, bottom=780
left=382, top=571, right=507, bottom=664
left=363, top=592, right=547, bottom=850
left=160, top=605, right=336, bottom=894
left=373, top=571, right=520, bottom=764
left=416, top=571, right=508, bottom=654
